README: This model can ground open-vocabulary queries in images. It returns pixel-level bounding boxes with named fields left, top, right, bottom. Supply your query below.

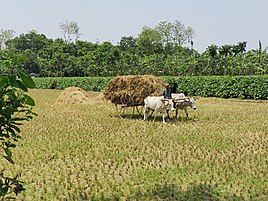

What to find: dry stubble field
left=2, top=89, right=268, bottom=200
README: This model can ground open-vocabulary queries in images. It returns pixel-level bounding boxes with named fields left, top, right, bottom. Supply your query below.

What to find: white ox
left=172, top=93, right=197, bottom=119
left=172, top=93, right=187, bottom=100
left=144, top=96, right=175, bottom=123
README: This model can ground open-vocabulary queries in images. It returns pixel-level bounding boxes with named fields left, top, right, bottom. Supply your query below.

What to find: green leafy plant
left=0, top=70, right=36, bottom=200
left=163, top=75, right=268, bottom=100
left=32, top=75, right=268, bottom=100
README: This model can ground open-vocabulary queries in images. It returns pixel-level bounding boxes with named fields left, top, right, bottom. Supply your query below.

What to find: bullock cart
left=114, top=98, right=144, bottom=118
left=103, top=75, right=165, bottom=118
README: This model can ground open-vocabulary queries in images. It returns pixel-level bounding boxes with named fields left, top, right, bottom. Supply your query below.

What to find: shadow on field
left=129, top=183, right=222, bottom=200
left=113, top=113, right=144, bottom=120
left=81, top=183, right=246, bottom=200
left=112, top=113, right=197, bottom=123
left=111, top=105, right=198, bottom=123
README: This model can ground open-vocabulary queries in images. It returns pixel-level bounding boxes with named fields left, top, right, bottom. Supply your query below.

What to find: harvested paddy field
left=3, top=89, right=267, bottom=200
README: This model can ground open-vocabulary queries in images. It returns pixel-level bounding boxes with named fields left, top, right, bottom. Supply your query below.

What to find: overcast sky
left=1, top=0, right=267, bottom=53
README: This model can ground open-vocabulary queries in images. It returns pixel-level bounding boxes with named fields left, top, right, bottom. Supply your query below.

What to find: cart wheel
left=135, top=105, right=144, bottom=116
left=115, top=104, right=127, bottom=118
left=116, top=94, right=134, bottom=118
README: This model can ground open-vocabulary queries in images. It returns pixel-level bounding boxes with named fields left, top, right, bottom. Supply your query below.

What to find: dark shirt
left=163, top=88, right=172, bottom=99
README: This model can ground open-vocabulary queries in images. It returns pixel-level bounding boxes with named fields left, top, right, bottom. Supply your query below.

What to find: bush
left=34, top=77, right=112, bottom=91
left=0, top=71, right=36, bottom=199
left=33, top=76, right=268, bottom=100
left=163, top=75, right=268, bottom=100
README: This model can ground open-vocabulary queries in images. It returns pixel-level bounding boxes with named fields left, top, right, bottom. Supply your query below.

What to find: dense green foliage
left=1, top=25, right=267, bottom=77
left=165, top=76, right=268, bottom=100
left=34, top=76, right=112, bottom=91
left=33, top=75, right=268, bottom=100
left=0, top=69, right=36, bottom=199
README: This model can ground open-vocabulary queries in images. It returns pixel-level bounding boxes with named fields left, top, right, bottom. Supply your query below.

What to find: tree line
left=0, top=21, right=267, bottom=77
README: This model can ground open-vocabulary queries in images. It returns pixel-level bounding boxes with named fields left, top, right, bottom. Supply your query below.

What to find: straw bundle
left=103, top=75, right=165, bottom=105
left=56, top=87, right=90, bottom=104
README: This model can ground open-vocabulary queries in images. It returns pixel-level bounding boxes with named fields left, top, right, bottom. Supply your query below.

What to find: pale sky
left=1, top=0, right=267, bottom=53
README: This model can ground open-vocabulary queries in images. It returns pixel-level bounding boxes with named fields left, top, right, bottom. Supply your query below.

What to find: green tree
left=219, top=45, right=233, bottom=57
left=6, top=30, right=52, bottom=53
left=243, top=41, right=268, bottom=74
left=5, top=31, right=53, bottom=76
left=232, top=41, right=247, bottom=56
left=155, top=21, right=173, bottom=46
left=91, top=42, right=120, bottom=76
left=207, top=44, right=218, bottom=58
left=156, top=20, right=195, bottom=48
left=74, top=40, right=98, bottom=57
left=0, top=51, right=14, bottom=74
left=203, top=45, right=221, bottom=75
left=118, top=36, right=137, bottom=52
left=136, top=26, right=163, bottom=55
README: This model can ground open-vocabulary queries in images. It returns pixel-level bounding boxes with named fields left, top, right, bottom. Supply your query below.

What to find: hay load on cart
left=103, top=75, right=165, bottom=116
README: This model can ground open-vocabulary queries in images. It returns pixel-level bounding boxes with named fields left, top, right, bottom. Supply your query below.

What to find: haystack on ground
left=95, top=92, right=106, bottom=101
left=56, top=87, right=90, bottom=104
left=103, top=75, right=165, bottom=105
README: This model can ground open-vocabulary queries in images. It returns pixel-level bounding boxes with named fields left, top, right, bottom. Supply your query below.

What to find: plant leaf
left=0, top=75, right=9, bottom=87
left=2, top=155, right=15, bottom=164
left=23, top=94, right=35, bottom=106
left=18, top=70, right=36, bottom=88
left=3, top=148, right=12, bottom=158
left=8, top=75, right=17, bottom=87
left=17, top=80, right=28, bottom=92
